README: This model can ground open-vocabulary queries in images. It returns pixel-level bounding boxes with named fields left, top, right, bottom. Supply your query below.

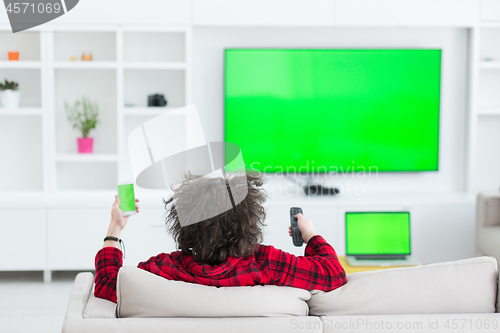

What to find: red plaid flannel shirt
left=94, top=235, right=346, bottom=303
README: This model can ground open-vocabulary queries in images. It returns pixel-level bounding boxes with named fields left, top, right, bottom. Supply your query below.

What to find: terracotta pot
left=8, top=51, right=19, bottom=61
left=77, top=137, right=93, bottom=154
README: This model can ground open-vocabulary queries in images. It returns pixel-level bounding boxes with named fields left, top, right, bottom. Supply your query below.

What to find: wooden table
left=338, top=256, right=420, bottom=274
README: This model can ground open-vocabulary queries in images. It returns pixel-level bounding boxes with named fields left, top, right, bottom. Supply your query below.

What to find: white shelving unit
left=0, top=26, right=192, bottom=280
left=118, top=27, right=191, bottom=187
left=50, top=28, right=118, bottom=192
left=0, top=26, right=192, bottom=194
left=466, top=23, right=500, bottom=193
left=37, top=26, right=192, bottom=192
left=0, top=29, right=47, bottom=193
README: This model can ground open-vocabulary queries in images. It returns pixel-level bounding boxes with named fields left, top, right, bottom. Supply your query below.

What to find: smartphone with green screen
left=118, top=180, right=136, bottom=216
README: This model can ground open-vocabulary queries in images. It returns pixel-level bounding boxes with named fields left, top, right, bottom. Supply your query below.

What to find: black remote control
left=290, top=207, right=304, bottom=246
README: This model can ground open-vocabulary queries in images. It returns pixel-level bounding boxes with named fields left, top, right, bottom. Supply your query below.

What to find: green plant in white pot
left=0, top=80, right=20, bottom=108
left=64, top=97, right=99, bottom=154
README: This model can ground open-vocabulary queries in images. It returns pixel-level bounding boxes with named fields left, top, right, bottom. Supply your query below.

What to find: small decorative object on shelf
left=148, top=94, right=167, bottom=107
left=8, top=51, right=19, bottom=61
left=0, top=79, right=20, bottom=108
left=81, top=53, right=93, bottom=61
left=64, top=97, right=99, bottom=154
left=70, top=56, right=76, bottom=61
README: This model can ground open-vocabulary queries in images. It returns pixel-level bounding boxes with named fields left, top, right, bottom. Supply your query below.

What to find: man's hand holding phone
left=104, top=194, right=139, bottom=249
left=110, top=195, right=140, bottom=230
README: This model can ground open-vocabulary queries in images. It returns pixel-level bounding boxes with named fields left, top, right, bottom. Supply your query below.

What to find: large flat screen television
left=224, top=49, right=441, bottom=173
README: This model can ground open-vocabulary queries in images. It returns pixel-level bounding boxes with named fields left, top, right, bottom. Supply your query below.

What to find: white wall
left=0, top=0, right=480, bottom=27
left=261, top=199, right=475, bottom=263
left=193, top=27, right=468, bottom=194
left=191, top=27, right=475, bottom=264
left=0, top=12, right=483, bottom=268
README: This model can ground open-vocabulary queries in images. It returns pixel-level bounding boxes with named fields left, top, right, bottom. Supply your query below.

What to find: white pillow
left=308, top=257, right=498, bottom=316
left=83, top=289, right=117, bottom=318
left=116, top=266, right=311, bottom=318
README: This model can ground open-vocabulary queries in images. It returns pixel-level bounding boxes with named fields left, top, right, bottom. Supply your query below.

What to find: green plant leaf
left=0, top=79, right=19, bottom=91
left=64, top=96, right=99, bottom=137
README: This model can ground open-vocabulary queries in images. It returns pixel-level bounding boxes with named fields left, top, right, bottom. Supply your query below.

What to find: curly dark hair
left=164, top=172, right=267, bottom=265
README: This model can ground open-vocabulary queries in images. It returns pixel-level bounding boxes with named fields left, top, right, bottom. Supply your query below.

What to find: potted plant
left=0, top=80, right=20, bottom=108
left=64, top=97, right=99, bottom=154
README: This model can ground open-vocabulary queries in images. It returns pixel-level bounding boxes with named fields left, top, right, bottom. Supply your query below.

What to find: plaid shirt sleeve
left=94, top=247, right=123, bottom=303
left=263, top=235, right=346, bottom=291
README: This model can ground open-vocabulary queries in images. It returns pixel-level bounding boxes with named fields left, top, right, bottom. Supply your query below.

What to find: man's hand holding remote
left=288, top=213, right=316, bottom=244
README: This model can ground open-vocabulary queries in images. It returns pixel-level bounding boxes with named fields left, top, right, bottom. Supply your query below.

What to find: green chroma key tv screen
left=224, top=49, right=441, bottom=172
left=346, top=212, right=411, bottom=255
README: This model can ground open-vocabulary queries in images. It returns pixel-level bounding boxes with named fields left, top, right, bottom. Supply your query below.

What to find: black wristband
left=103, top=236, right=126, bottom=258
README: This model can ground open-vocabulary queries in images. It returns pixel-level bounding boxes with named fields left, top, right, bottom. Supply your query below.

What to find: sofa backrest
left=116, top=266, right=311, bottom=318
left=308, top=256, right=499, bottom=316
left=477, top=194, right=500, bottom=229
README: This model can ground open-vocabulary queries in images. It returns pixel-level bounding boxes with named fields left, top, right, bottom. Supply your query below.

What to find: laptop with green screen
left=345, top=212, right=419, bottom=266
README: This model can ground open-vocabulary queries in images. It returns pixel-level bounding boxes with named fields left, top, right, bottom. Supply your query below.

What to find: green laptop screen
left=224, top=49, right=441, bottom=172
left=346, top=212, right=411, bottom=255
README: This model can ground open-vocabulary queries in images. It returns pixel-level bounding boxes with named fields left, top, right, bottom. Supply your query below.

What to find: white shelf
left=478, top=61, right=500, bottom=69
left=55, top=154, right=119, bottom=163
left=0, top=107, right=42, bottom=115
left=0, top=27, right=190, bottom=196
left=480, top=23, right=500, bottom=28
left=477, top=106, right=500, bottom=116
left=123, top=106, right=184, bottom=116
left=53, top=61, right=117, bottom=69
left=123, top=62, right=186, bottom=70
left=0, top=61, right=41, bottom=69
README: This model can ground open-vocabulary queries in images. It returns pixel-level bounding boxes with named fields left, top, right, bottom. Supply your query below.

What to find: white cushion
left=116, top=266, right=311, bottom=318
left=308, top=257, right=498, bottom=316
left=83, top=290, right=117, bottom=319
left=477, top=227, right=500, bottom=264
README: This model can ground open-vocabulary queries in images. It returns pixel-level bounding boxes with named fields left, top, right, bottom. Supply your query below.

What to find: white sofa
left=63, top=257, right=500, bottom=333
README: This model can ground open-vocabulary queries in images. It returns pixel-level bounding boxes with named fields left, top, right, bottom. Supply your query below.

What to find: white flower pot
left=0, top=90, right=21, bottom=108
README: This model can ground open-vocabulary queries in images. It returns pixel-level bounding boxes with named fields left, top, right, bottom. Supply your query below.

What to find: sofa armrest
left=62, top=272, right=118, bottom=333
left=63, top=272, right=94, bottom=322
left=477, top=194, right=500, bottom=229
